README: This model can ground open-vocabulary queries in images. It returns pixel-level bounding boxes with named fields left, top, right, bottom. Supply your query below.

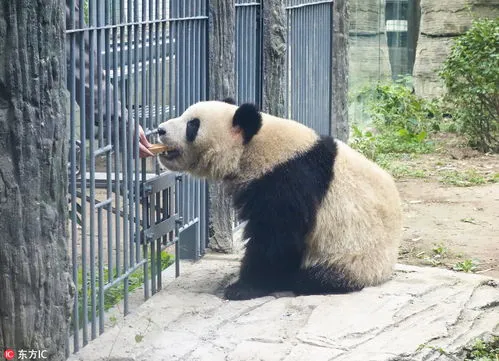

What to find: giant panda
left=157, top=99, right=402, bottom=300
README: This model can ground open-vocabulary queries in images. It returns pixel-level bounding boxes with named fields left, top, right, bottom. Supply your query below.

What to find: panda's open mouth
left=164, top=148, right=181, bottom=160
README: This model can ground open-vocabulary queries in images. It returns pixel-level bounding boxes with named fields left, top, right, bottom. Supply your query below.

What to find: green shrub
left=350, top=77, right=440, bottom=160
left=464, top=336, right=499, bottom=361
left=440, top=18, right=499, bottom=153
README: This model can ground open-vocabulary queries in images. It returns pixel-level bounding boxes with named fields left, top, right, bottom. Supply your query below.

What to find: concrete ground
left=68, top=253, right=499, bottom=361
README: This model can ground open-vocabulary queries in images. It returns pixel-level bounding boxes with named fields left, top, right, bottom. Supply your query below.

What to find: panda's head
left=157, top=99, right=262, bottom=179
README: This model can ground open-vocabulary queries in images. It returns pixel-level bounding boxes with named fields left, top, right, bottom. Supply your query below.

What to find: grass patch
left=453, top=259, right=479, bottom=273
left=72, top=250, right=174, bottom=329
left=439, top=170, right=499, bottom=187
left=417, top=337, right=499, bottom=360
left=464, top=336, right=499, bottom=361
left=350, top=126, right=435, bottom=163
left=374, top=154, right=428, bottom=180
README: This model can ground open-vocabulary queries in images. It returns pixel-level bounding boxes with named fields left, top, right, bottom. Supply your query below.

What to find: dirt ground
left=395, top=135, right=499, bottom=279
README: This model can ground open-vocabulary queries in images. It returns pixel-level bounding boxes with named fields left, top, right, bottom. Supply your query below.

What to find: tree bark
left=261, top=0, right=287, bottom=117
left=207, top=0, right=236, bottom=253
left=0, top=0, right=73, bottom=359
left=331, top=0, right=350, bottom=141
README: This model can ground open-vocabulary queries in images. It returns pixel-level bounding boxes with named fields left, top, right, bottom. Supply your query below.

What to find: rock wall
left=0, top=0, right=73, bottom=359
left=414, top=0, right=499, bottom=98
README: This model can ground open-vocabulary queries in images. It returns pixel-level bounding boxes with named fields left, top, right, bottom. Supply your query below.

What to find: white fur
left=304, top=140, right=402, bottom=287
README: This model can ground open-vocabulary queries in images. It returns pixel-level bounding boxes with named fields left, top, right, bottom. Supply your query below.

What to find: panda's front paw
left=224, top=281, right=270, bottom=300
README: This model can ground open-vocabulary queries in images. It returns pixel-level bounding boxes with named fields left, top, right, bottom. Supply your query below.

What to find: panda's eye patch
left=186, top=118, right=200, bottom=142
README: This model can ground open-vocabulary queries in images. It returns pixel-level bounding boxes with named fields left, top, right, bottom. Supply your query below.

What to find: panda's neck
left=237, top=118, right=319, bottom=181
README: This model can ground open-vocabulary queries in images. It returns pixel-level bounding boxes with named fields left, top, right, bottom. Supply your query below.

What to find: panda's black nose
left=157, top=127, right=166, bottom=136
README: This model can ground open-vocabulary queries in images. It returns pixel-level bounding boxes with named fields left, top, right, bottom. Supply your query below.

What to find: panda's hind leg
left=292, top=264, right=364, bottom=296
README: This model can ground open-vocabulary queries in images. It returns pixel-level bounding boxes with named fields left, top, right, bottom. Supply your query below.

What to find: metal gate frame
left=285, top=0, right=334, bottom=136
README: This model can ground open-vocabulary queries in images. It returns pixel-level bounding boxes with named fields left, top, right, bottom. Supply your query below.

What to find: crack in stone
left=479, top=300, right=499, bottom=310
left=248, top=337, right=284, bottom=344
left=296, top=337, right=348, bottom=351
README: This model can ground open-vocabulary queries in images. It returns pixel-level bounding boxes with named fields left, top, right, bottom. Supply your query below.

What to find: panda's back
left=304, top=139, right=402, bottom=287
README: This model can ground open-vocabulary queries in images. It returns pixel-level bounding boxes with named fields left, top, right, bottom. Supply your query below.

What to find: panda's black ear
left=222, top=97, right=236, bottom=105
left=233, top=103, right=262, bottom=144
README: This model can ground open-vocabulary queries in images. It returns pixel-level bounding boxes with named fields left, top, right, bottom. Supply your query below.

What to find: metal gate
left=235, top=0, right=263, bottom=106
left=66, top=0, right=208, bottom=352
left=285, top=0, right=334, bottom=135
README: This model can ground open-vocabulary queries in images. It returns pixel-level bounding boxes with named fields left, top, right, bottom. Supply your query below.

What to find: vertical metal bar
left=236, top=4, right=241, bottom=103
left=97, top=4, right=104, bottom=148
left=154, top=0, right=160, bottom=131
left=201, top=0, right=206, bottom=101
left=117, top=0, right=130, bottom=317
left=310, top=4, right=314, bottom=130
left=105, top=0, right=114, bottom=285
left=68, top=0, right=80, bottom=351
left=97, top=207, right=105, bottom=334
left=186, top=3, right=192, bottom=108
left=88, top=0, right=97, bottom=339
left=316, top=3, right=320, bottom=132
left=291, top=7, right=296, bottom=120
left=289, top=5, right=293, bottom=119
left=147, top=0, right=153, bottom=133
left=247, top=6, right=252, bottom=102
left=112, top=4, right=121, bottom=281
left=300, top=4, right=304, bottom=124
left=243, top=5, right=248, bottom=102
left=174, top=217, right=180, bottom=278
left=157, top=235, right=162, bottom=289
left=169, top=0, right=175, bottom=117
left=150, top=192, right=157, bottom=294
left=141, top=0, right=150, bottom=301
left=127, top=0, right=135, bottom=276
left=194, top=8, right=200, bottom=105
left=195, top=179, right=201, bottom=258
left=200, top=180, right=206, bottom=254
left=78, top=0, right=89, bottom=345
left=327, top=1, right=333, bottom=135
left=155, top=192, right=161, bottom=289
left=174, top=177, right=180, bottom=273
left=134, top=0, right=141, bottom=265
left=298, top=3, right=302, bottom=122
left=161, top=0, right=167, bottom=124
left=253, top=2, right=257, bottom=105
left=285, top=0, right=289, bottom=118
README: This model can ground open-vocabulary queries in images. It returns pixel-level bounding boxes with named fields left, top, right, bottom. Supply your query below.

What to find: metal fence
left=66, top=0, right=333, bottom=354
left=66, top=0, right=208, bottom=353
left=235, top=0, right=262, bottom=105
left=285, top=0, right=334, bottom=136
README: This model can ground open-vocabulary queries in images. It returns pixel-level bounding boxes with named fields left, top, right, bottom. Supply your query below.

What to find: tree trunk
left=207, top=0, right=236, bottom=253
left=261, top=0, right=287, bottom=117
left=331, top=0, right=350, bottom=141
left=0, top=1, right=73, bottom=360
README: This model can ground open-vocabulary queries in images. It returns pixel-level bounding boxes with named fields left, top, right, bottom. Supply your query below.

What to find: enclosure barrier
left=66, top=0, right=208, bottom=353
left=66, top=0, right=333, bottom=354
left=285, top=0, right=333, bottom=136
